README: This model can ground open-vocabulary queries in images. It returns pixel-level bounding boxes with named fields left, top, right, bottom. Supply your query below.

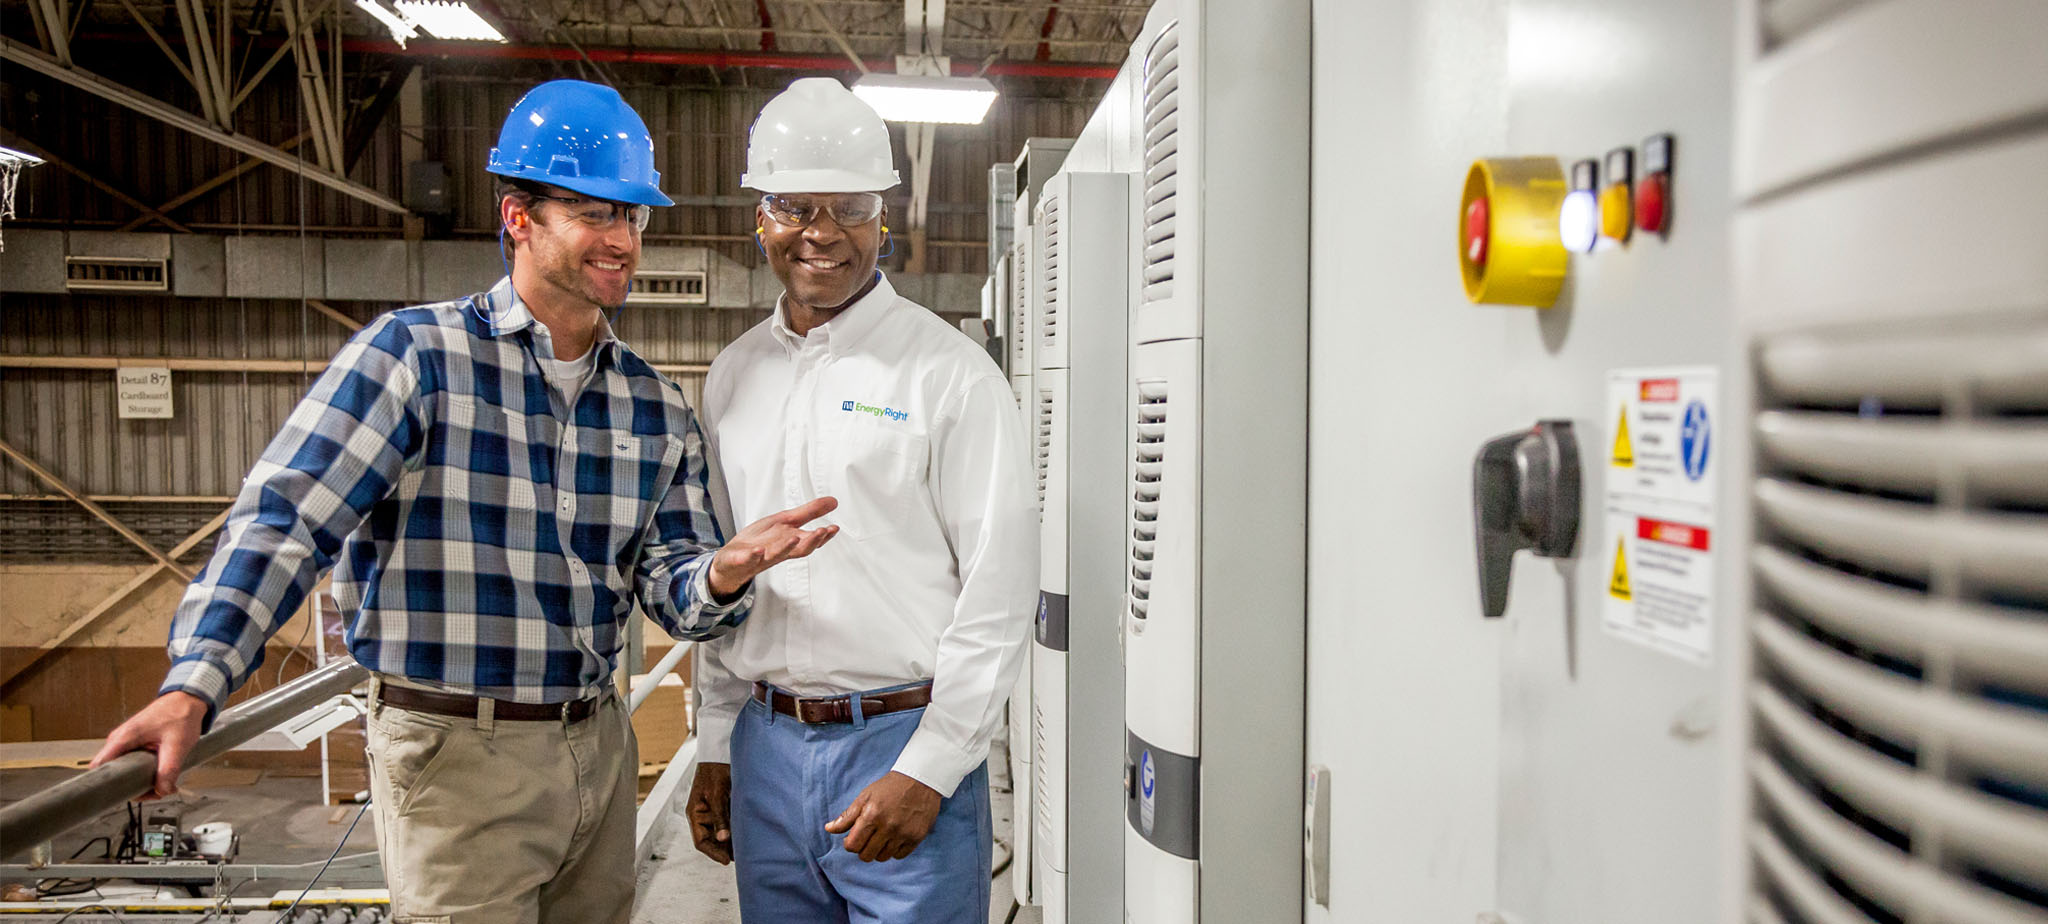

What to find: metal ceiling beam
left=0, top=38, right=410, bottom=214
left=338, top=36, right=1119, bottom=78
left=0, top=132, right=194, bottom=233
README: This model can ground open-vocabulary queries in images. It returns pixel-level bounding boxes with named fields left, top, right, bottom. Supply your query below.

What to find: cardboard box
left=630, top=672, right=692, bottom=767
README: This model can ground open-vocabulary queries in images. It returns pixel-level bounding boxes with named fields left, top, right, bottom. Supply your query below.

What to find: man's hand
left=686, top=762, right=735, bottom=865
left=89, top=691, right=209, bottom=800
left=824, top=771, right=942, bottom=862
left=708, top=496, right=840, bottom=598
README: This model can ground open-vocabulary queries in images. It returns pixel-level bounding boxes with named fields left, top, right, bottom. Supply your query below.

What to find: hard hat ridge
left=742, top=77, right=900, bottom=194
left=488, top=79, right=673, bottom=207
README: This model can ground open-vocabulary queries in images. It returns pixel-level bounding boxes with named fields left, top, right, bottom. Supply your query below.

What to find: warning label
left=1603, top=367, right=1717, bottom=665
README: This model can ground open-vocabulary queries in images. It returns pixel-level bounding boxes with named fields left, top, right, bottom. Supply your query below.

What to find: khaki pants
left=365, top=677, right=638, bottom=924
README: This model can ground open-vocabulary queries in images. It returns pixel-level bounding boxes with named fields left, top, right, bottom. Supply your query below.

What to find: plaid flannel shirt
left=162, top=277, right=749, bottom=716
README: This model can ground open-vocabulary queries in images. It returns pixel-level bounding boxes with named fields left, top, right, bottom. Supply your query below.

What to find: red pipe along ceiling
left=344, top=37, right=1120, bottom=79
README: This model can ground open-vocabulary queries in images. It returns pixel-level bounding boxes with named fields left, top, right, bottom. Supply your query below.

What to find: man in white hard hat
left=685, top=77, right=1038, bottom=921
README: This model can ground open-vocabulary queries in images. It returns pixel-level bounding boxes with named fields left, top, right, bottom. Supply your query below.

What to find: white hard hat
left=742, top=78, right=901, bottom=193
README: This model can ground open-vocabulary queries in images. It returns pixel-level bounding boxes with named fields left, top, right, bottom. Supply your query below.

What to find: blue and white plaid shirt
left=162, top=277, right=749, bottom=716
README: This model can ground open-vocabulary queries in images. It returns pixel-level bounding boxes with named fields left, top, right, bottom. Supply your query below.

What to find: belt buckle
left=796, top=697, right=834, bottom=724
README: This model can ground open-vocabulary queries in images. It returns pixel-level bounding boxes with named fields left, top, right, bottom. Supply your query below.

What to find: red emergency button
left=1464, top=195, right=1490, bottom=267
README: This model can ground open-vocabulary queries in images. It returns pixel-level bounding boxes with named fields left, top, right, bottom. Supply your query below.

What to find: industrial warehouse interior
left=1, top=0, right=2045, bottom=922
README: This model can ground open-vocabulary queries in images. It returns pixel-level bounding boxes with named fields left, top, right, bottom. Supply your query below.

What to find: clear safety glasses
left=531, top=194, right=653, bottom=232
left=760, top=192, right=886, bottom=229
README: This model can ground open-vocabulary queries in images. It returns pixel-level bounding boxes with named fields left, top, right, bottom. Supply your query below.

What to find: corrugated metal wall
left=12, top=64, right=1097, bottom=272
left=3, top=51, right=1095, bottom=561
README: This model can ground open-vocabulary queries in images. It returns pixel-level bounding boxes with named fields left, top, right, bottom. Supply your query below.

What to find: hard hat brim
left=743, top=167, right=901, bottom=195
left=488, top=164, right=675, bottom=207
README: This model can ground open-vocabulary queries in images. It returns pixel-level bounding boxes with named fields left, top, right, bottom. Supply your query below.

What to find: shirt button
left=569, top=559, right=586, bottom=574
left=559, top=496, right=575, bottom=512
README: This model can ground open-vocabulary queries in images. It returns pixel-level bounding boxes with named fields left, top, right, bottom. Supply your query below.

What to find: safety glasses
left=760, top=193, right=886, bottom=229
left=530, top=194, right=652, bottom=232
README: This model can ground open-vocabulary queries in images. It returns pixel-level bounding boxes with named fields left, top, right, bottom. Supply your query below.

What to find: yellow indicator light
left=1459, top=157, right=1568, bottom=308
left=1598, top=146, right=1634, bottom=246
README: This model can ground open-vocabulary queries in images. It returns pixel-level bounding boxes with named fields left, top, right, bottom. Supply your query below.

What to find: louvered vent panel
left=1140, top=24, right=1181, bottom=307
left=625, top=270, right=708, bottom=306
left=1746, top=326, right=2048, bottom=924
left=1040, top=194, right=1062, bottom=355
left=66, top=256, right=167, bottom=292
left=1037, top=387, right=1054, bottom=520
left=1129, top=380, right=1168, bottom=621
left=1033, top=694, right=1052, bottom=844
left=1011, top=241, right=1029, bottom=372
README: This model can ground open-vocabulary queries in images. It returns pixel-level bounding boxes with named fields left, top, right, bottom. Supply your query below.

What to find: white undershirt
left=545, top=346, right=598, bottom=406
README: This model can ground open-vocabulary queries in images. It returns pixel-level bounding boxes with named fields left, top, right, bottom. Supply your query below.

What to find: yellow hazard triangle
left=1609, top=537, right=1632, bottom=601
left=1611, top=406, right=1635, bottom=467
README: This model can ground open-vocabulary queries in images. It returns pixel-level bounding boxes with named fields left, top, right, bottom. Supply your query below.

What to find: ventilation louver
left=66, top=256, right=167, bottom=292
left=1011, top=241, right=1030, bottom=373
left=1745, top=325, right=2048, bottom=924
left=1040, top=193, right=1062, bottom=356
left=1141, top=24, right=1181, bottom=307
left=1129, top=380, right=1168, bottom=621
left=1037, top=387, right=1054, bottom=520
left=1033, top=693, right=1052, bottom=854
left=625, top=270, right=708, bottom=306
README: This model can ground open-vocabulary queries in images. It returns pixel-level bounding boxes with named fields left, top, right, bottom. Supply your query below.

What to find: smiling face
left=502, top=183, right=641, bottom=311
left=757, top=195, right=885, bottom=317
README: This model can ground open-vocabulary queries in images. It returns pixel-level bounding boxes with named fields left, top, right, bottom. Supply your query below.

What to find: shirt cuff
left=695, top=712, right=737, bottom=764
left=159, top=657, right=233, bottom=729
left=890, top=728, right=978, bottom=798
left=689, top=559, right=753, bottom=615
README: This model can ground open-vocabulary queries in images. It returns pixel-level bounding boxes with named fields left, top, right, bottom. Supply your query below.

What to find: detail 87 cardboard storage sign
left=1603, top=368, right=1717, bottom=665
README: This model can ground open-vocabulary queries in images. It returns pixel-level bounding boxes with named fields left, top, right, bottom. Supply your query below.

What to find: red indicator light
left=1637, top=172, right=1669, bottom=234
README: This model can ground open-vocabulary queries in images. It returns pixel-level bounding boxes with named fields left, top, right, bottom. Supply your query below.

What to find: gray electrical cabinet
left=1031, top=170, right=1130, bottom=924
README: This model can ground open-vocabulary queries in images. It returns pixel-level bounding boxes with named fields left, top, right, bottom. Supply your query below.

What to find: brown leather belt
left=377, top=683, right=604, bottom=723
left=752, top=681, right=933, bottom=725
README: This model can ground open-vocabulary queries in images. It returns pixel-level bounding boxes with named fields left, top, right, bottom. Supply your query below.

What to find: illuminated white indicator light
left=1559, top=159, right=1599, bottom=254
left=852, top=73, right=1000, bottom=124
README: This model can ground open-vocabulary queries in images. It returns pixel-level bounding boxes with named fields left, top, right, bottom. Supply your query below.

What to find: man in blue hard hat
left=684, top=77, right=1038, bottom=923
left=90, top=79, right=839, bottom=923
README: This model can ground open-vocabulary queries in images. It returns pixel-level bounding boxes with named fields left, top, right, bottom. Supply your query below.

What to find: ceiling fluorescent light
left=394, top=0, right=507, bottom=42
left=354, top=0, right=418, bottom=46
left=852, top=73, right=999, bottom=125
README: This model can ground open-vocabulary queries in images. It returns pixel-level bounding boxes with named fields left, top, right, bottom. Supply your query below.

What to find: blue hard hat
left=487, top=80, right=673, bottom=207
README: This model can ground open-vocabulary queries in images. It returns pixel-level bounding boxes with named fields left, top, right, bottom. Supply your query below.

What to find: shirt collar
left=770, top=272, right=899, bottom=354
left=480, top=275, right=620, bottom=362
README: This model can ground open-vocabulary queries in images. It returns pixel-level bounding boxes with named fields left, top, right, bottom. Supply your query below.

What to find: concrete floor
left=0, top=765, right=383, bottom=900
left=632, top=736, right=1044, bottom=924
left=5, top=738, right=1047, bottom=923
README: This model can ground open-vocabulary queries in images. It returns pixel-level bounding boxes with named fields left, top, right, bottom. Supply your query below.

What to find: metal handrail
left=628, top=641, right=692, bottom=714
left=2, top=647, right=693, bottom=865
left=0, top=658, right=370, bottom=861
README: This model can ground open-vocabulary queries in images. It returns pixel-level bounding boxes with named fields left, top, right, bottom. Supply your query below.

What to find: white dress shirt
left=695, top=273, right=1039, bottom=796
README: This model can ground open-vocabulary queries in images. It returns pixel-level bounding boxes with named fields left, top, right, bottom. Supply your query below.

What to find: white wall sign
left=117, top=367, right=174, bottom=419
left=1602, top=367, right=1717, bottom=664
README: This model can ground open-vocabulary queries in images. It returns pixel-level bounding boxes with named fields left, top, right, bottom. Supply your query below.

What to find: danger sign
left=1603, top=367, right=1718, bottom=665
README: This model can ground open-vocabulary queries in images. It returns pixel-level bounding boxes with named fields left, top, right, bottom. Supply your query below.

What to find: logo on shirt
left=841, top=399, right=910, bottom=423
